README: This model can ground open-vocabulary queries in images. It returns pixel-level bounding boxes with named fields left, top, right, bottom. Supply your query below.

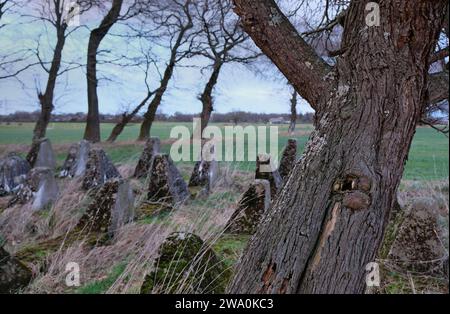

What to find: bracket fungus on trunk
left=332, top=174, right=372, bottom=211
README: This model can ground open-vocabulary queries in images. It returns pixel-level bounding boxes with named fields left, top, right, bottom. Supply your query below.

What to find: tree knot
left=333, top=174, right=372, bottom=210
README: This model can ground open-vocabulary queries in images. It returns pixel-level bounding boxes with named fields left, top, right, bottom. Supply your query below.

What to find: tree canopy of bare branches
left=83, top=0, right=146, bottom=142
left=193, top=0, right=260, bottom=134
left=137, top=0, right=201, bottom=141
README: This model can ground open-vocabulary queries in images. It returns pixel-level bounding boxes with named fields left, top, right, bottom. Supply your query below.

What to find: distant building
left=269, top=117, right=288, bottom=124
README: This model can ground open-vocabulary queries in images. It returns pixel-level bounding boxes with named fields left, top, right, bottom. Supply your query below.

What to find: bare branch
left=428, top=70, right=449, bottom=105
left=233, top=0, right=334, bottom=109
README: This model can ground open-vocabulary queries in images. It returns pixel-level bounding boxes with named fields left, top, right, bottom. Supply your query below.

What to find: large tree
left=26, top=0, right=93, bottom=142
left=137, top=0, right=198, bottom=141
left=194, top=0, right=259, bottom=135
left=83, top=0, right=125, bottom=142
left=228, top=0, right=449, bottom=294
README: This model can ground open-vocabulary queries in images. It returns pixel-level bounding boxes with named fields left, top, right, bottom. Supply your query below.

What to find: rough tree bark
left=199, top=60, right=223, bottom=135
left=33, top=26, right=66, bottom=140
left=288, top=88, right=297, bottom=134
left=84, top=0, right=124, bottom=143
left=228, top=0, right=447, bottom=294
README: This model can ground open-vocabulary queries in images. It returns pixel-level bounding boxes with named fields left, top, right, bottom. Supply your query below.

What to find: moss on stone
left=0, top=246, right=32, bottom=293
left=136, top=201, right=172, bottom=219
left=141, top=232, right=226, bottom=294
left=15, top=228, right=107, bottom=267
left=213, top=234, right=251, bottom=288
left=379, top=201, right=406, bottom=259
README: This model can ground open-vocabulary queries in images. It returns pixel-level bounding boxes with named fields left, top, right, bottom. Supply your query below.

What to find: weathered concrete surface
left=60, top=144, right=78, bottom=178
left=31, top=168, right=59, bottom=211
left=147, top=154, right=190, bottom=206
left=226, top=179, right=271, bottom=235
left=33, top=138, right=57, bottom=170
left=0, top=153, right=31, bottom=196
left=13, top=180, right=134, bottom=264
left=60, top=140, right=91, bottom=178
left=110, top=180, right=135, bottom=234
left=77, top=179, right=134, bottom=236
left=8, top=167, right=58, bottom=210
left=388, top=198, right=447, bottom=274
left=278, top=139, right=297, bottom=180
left=82, top=148, right=121, bottom=190
left=0, top=246, right=32, bottom=293
left=189, top=142, right=219, bottom=195
left=255, top=154, right=282, bottom=199
left=140, top=232, right=226, bottom=294
left=134, top=137, right=161, bottom=179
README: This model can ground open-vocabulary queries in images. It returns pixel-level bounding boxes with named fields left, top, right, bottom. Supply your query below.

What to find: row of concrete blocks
left=0, top=138, right=299, bottom=293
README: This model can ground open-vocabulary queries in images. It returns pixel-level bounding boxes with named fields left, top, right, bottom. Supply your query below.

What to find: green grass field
left=0, top=122, right=447, bottom=180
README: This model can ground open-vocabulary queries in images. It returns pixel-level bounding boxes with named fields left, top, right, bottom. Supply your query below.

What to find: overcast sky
left=0, top=7, right=314, bottom=116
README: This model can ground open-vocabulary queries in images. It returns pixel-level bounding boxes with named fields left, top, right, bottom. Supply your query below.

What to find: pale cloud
left=0, top=12, right=314, bottom=116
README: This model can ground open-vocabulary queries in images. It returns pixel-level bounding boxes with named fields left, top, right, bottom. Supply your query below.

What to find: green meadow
left=0, top=122, right=447, bottom=180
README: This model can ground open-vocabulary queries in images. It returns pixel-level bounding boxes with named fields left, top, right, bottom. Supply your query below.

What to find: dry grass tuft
left=0, top=161, right=251, bottom=294
left=376, top=179, right=449, bottom=294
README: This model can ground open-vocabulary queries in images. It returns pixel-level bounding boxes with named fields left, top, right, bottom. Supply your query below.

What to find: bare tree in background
left=0, top=0, right=40, bottom=81
left=0, top=0, right=12, bottom=28
left=84, top=0, right=143, bottom=143
left=194, top=0, right=259, bottom=135
left=21, top=0, right=93, bottom=143
left=106, top=47, right=157, bottom=142
left=227, top=0, right=449, bottom=294
left=137, top=0, right=199, bottom=141
left=83, top=0, right=124, bottom=142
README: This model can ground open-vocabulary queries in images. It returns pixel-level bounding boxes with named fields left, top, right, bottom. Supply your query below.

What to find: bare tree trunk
left=106, top=115, right=129, bottom=144
left=137, top=40, right=182, bottom=141
left=84, top=0, right=123, bottom=143
left=32, top=28, right=66, bottom=141
left=138, top=87, right=167, bottom=141
left=137, top=6, right=193, bottom=141
left=107, top=92, right=152, bottom=143
left=288, top=88, right=297, bottom=134
left=228, top=0, right=446, bottom=294
left=199, top=61, right=223, bottom=135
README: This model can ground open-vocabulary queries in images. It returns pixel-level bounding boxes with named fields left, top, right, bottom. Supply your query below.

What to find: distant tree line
left=0, top=110, right=315, bottom=124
